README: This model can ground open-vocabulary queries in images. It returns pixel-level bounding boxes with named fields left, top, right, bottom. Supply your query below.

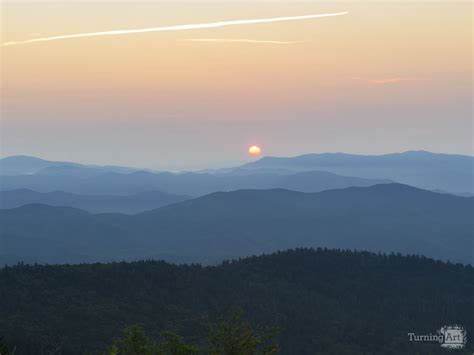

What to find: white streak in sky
left=182, top=38, right=304, bottom=44
left=370, top=78, right=419, bottom=84
left=3, top=12, right=348, bottom=47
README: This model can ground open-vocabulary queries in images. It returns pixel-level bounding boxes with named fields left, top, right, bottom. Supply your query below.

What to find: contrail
left=182, top=38, right=304, bottom=44
left=3, top=11, right=348, bottom=47
left=370, top=78, right=419, bottom=84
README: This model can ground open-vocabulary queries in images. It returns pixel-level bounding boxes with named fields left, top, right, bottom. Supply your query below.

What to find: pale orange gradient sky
left=1, top=1, right=472, bottom=169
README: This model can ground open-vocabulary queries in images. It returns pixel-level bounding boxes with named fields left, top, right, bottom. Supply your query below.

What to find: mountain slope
left=238, top=151, right=474, bottom=193
left=130, top=183, right=473, bottom=263
left=0, top=189, right=190, bottom=213
left=1, top=184, right=472, bottom=265
left=0, top=204, right=138, bottom=264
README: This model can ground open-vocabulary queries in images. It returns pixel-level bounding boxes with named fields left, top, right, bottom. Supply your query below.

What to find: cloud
left=182, top=38, right=304, bottom=44
left=369, top=78, right=419, bottom=84
left=3, top=11, right=348, bottom=47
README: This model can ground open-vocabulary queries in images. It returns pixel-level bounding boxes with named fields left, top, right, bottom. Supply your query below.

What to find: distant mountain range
left=0, top=168, right=389, bottom=197
left=236, top=150, right=474, bottom=194
left=0, top=189, right=189, bottom=214
left=239, top=151, right=474, bottom=193
left=1, top=151, right=472, bottom=195
left=1, top=184, right=472, bottom=265
left=0, top=155, right=142, bottom=176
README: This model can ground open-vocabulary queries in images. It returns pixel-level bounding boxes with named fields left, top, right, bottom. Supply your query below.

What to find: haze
left=1, top=1, right=472, bottom=170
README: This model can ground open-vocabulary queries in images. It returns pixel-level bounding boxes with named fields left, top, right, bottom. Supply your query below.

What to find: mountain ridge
left=0, top=168, right=390, bottom=196
left=3, top=151, right=471, bottom=193
left=0, top=188, right=190, bottom=214
left=236, top=150, right=474, bottom=193
left=1, top=183, right=472, bottom=265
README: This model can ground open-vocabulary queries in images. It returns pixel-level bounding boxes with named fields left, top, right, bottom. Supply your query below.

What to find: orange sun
left=248, top=145, right=261, bottom=157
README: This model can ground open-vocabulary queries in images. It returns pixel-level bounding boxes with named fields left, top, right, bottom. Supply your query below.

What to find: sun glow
left=248, top=145, right=261, bottom=157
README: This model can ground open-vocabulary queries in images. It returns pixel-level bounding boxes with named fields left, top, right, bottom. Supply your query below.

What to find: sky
left=1, top=1, right=472, bottom=170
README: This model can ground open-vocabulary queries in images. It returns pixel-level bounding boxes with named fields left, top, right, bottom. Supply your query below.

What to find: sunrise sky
left=1, top=1, right=472, bottom=170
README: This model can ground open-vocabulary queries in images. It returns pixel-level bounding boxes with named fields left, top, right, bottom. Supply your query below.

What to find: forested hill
left=0, top=248, right=472, bottom=354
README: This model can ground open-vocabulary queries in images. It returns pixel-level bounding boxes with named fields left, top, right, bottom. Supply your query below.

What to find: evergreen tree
left=105, top=326, right=156, bottom=355
left=205, top=310, right=278, bottom=355
left=0, top=337, right=11, bottom=355
left=156, top=332, right=199, bottom=355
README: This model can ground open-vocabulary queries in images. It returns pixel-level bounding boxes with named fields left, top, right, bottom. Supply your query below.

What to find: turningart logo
left=408, top=325, right=467, bottom=350
left=438, top=325, right=467, bottom=349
